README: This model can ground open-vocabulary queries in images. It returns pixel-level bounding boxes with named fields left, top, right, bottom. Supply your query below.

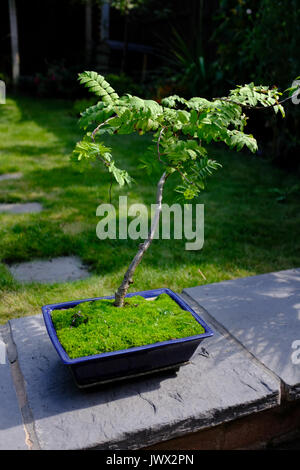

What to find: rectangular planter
left=42, top=288, right=213, bottom=388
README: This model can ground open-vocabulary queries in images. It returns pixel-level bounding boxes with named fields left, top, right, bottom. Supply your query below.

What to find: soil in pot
left=51, top=294, right=205, bottom=359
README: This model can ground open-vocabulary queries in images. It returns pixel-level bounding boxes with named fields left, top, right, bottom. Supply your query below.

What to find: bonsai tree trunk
left=114, top=171, right=169, bottom=307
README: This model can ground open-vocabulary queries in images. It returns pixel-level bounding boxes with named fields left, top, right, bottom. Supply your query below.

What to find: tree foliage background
left=211, top=0, right=299, bottom=169
left=1, top=0, right=299, bottom=169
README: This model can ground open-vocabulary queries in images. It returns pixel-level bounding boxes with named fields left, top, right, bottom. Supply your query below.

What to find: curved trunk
left=114, top=171, right=169, bottom=307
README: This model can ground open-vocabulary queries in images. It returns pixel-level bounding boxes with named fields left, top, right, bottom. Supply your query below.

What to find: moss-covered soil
left=51, top=294, right=205, bottom=359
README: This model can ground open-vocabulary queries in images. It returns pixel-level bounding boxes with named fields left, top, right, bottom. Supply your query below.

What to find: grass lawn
left=0, top=95, right=300, bottom=324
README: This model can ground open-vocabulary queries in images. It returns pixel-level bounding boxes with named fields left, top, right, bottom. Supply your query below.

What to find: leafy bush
left=212, top=0, right=300, bottom=168
left=156, top=28, right=210, bottom=99
left=19, top=62, right=83, bottom=99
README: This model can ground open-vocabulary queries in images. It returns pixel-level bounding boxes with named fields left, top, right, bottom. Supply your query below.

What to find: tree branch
left=91, top=115, right=117, bottom=141
left=156, top=126, right=194, bottom=185
left=212, top=94, right=294, bottom=110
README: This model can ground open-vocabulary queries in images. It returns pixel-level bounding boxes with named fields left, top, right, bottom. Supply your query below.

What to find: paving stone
left=0, top=202, right=43, bottom=214
left=0, top=172, right=23, bottom=182
left=8, top=256, right=90, bottom=284
left=183, top=268, right=300, bottom=401
left=0, top=327, right=27, bottom=450
left=9, top=308, right=280, bottom=450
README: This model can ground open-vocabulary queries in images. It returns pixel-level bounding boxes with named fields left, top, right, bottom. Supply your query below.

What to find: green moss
left=51, top=294, right=205, bottom=359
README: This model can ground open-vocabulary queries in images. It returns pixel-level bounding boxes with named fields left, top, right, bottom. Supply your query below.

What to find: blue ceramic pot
left=42, top=288, right=213, bottom=388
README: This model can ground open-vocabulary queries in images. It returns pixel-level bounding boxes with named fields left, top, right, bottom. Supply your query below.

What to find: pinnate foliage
left=74, top=71, right=284, bottom=199
left=78, top=71, right=119, bottom=104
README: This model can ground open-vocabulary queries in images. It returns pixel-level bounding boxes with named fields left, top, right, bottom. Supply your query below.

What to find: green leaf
left=78, top=71, right=119, bottom=104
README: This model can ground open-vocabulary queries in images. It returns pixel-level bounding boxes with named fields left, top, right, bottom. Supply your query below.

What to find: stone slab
left=0, top=172, right=23, bottom=182
left=9, top=308, right=280, bottom=450
left=183, top=268, right=300, bottom=400
left=8, top=256, right=90, bottom=284
left=0, top=202, right=42, bottom=214
left=0, top=327, right=27, bottom=450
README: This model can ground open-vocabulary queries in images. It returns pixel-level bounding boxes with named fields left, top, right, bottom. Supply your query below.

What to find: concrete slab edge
left=1, top=322, right=41, bottom=450
left=89, top=394, right=279, bottom=450
left=180, top=291, right=286, bottom=401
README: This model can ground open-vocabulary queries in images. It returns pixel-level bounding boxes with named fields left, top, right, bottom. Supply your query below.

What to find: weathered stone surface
left=0, top=202, right=42, bottom=213
left=183, top=268, right=300, bottom=401
left=0, top=172, right=23, bottom=182
left=0, top=328, right=27, bottom=450
left=8, top=256, right=90, bottom=284
left=146, top=400, right=300, bottom=450
left=9, top=309, right=280, bottom=450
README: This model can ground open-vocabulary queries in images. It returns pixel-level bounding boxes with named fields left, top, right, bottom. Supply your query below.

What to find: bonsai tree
left=73, top=72, right=285, bottom=307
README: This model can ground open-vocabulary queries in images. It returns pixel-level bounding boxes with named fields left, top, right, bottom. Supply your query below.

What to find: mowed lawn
left=0, top=95, right=300, bottom=323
